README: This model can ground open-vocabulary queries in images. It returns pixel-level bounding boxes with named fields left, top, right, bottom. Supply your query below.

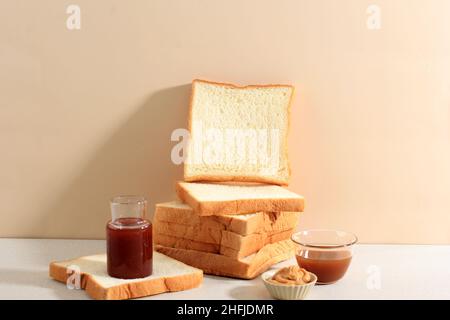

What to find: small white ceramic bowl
left=262, top=269, right=317, bottom=300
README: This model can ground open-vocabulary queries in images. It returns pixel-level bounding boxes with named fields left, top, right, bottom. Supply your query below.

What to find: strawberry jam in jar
left=107, top=196, right=152, bottom=279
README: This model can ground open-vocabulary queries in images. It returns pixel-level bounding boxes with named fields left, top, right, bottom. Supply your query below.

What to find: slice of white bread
left=155, top=234, right=220, bottom=254
left=49, top=252, right=203, bottom=300
left=155, top=201, right=300, bottom=235
left=154, top=219, right=293, bottom=248
left=156, top=220, right=294, bottom=246
left=156, top=239, right=296, bottom=279
left=176, top=181, right=304, bottom=216
left=185, top=79, right=294, bottom=185
left=155, top=227, right=294, bottom=259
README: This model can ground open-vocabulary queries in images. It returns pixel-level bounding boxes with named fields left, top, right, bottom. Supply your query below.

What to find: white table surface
left=1, top=238, right=449, bottom=300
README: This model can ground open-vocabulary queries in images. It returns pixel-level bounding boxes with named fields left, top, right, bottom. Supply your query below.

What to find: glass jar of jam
left=107, top=195, right=153, bottom=279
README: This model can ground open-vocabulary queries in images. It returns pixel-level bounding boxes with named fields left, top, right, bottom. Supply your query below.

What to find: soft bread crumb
left=185, top=80, right=294, bottom=185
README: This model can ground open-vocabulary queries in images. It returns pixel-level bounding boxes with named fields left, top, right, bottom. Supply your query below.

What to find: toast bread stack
left=154, top=200, right=300, bottom=259
left=155, top=80, right=303, bottom=279
left=154, top=183, right=303, bottom=279
left=155, top=201, right=299, bottom=235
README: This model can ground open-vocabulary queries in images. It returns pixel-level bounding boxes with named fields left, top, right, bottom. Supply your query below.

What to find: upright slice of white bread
left=176, top=182, right=304, bottom=216
left=49, top=252, right=203, bottom=300
left=155, top=229, right=294, bottom=259
left=156, top=239, right=296, bottom=279
left=155, top=201, right=300, bottom=235
left=185, top=79, right=294, bottom=186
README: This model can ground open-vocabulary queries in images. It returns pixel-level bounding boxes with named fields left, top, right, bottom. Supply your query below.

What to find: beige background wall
left=1, top=0, right=449, bottom=243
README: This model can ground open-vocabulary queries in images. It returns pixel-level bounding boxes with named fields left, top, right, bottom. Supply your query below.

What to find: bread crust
left=184, top=79, right=294, bottom=186
left=155, top=201, right=300, bottom=235
left=156, top=239, right=296, bottom=279
left=155, top=219, right=297, bottom=240
left=49, top=254, right=203, bottom=300
left=185, top=174, right=288, bottom=186
left=154, top=219, right=293, bottom=246
left=176, top=182, right=305, bottom=216
left=154, top=226, right=294, bottom=259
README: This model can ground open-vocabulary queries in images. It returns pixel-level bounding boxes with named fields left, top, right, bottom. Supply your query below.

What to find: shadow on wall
left=33, top=84, right=191, bottom=239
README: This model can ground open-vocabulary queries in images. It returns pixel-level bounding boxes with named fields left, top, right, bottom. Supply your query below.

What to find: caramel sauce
left=296, top=250, right=352, bottom=284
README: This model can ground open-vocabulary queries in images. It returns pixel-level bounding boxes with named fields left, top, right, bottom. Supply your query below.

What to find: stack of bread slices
left=154, top=80, right=304, bottom=279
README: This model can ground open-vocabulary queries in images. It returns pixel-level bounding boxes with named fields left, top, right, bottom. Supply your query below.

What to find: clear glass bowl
left=291, top=229, right=358, bottom=284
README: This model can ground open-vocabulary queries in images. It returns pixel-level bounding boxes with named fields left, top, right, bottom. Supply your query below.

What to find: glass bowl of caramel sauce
left=291, top=230, right=357, bottom=284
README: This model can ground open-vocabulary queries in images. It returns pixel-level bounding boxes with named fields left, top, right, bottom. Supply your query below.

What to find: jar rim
left=110, top=195, right=147, bottom=205
left=291, top=229, right=358, bottom=249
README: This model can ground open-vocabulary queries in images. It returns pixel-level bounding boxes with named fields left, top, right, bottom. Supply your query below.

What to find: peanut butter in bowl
left=268, top=265, right=313, bottom=285
left=262, top=265, right=317, bottom=300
